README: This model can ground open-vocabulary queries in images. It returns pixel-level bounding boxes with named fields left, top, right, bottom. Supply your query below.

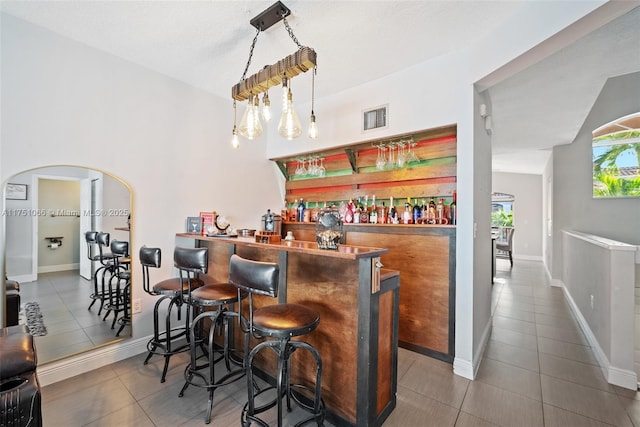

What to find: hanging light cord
left=240, top=26, right=261, bottom=81
left=311, top=66, right=316, bottom=113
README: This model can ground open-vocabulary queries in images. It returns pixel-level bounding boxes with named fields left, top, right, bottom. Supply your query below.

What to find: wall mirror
left=3, top=165, right=132, bottom=364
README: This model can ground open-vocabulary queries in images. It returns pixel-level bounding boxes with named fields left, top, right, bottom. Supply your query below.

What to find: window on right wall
left=592, top=112, right=640, bottom=198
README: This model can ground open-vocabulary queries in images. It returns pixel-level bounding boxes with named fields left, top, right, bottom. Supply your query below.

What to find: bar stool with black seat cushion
left=178, top=255, right=248, bottom=424
left=102, top=240, right=131, bottom=331
left=88, top=232, right=119, bottom=315
left=140, top=246, right=204, bottom=383
left=229, top=254, right=325, bottom=427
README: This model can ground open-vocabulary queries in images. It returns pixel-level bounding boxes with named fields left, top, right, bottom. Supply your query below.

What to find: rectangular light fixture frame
left=231, top=47, right=317, bottom=101
left=250, top=1, right=291, bottom=31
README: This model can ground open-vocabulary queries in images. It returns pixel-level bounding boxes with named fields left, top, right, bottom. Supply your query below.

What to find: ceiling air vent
left=362, top=105, right=388, bottom=132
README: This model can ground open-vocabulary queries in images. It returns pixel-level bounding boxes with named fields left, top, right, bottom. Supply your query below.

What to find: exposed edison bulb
left=231, top=127, right=240, bottom=148
left=278, top=88, right=302, bottom=140
left=238, top=95, right=263, bottom=140
left=308, top=112, right=318, bottom=140
left=261, top=92, right=271, bottom=122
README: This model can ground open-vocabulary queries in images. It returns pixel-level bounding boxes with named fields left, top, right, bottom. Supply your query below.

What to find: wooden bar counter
left=283, top=222, right=456, bottom=362
left=176, top=233, right=400, bottom=427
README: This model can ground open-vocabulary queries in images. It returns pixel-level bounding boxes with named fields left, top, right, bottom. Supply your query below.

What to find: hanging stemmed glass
left=407, top=142, right=419, bottom=163
left=295, top=158, right=307, bottom=176
left=387, top=144, right=396, bottom=169
left=376, top=145, right=386, bottom=170
left=318, top=157, right=326, bottom=177
left=397, top=143, right=406, bottom=168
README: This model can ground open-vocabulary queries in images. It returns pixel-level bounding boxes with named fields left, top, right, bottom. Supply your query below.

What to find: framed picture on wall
left=6, top=183, right=27, bottom=200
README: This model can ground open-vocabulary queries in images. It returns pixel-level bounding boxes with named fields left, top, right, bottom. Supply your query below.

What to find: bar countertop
left=176, top=233, right=388, bottom=260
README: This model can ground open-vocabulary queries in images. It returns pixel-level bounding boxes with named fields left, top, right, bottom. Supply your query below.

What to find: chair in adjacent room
left=178, top=248, right=247, bottom=424
left=229, top=254, right=325, bottom=427
left=495, top=226, right=515, bottom=268
left=140, top=246, right=204, bottom=383
left=88, top=232, right=119, bottom=315
left=102, top=240, right=131, bottom=332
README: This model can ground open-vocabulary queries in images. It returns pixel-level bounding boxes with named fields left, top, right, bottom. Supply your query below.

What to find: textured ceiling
left=2, top=1, right=639, bottom=175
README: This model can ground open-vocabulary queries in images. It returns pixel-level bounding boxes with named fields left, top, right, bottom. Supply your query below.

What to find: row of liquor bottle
left=286, top=192, right=457, bottom=225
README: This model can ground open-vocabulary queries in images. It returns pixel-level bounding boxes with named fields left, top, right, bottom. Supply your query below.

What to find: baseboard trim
left=38, top=264, right=79, bottom=274
left=514, top=254, right=543, bottom=261
left=453, top=320, right=492, bottom=381
left=560, top=281, right=637, bottom=390
left=8, top=274, right=36, bottom=284
left=37, top=336, right=149, bottom=386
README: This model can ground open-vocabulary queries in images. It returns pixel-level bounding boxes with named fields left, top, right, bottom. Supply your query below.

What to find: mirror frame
left=2, top=164, right=134, bottom=363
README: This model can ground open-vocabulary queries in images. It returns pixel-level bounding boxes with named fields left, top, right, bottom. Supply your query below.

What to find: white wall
left=492, top=172, right=544, bottom=260
left=552, top=72, right=640, bottom=278
left=0, top=14, right=284, bottom=347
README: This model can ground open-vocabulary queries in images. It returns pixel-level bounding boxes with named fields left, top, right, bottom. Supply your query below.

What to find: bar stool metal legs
left=178, top=259, right=247, bottom=424
left=244, top=338, right=324, bottom=427
left=140, top=246, right=203, bottom=383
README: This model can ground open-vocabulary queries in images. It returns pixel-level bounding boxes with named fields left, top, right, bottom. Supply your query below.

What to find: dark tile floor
left=19, top=270, right=130, bottom=363
left=38, top=260, right=640, bottom=426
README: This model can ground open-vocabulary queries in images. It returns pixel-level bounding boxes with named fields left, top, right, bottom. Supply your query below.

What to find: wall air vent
left=362, top=105, right=388, bottom=132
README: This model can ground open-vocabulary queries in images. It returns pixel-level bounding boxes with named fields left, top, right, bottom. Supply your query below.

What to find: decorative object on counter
left=237, top=229, right=256, bottom=237
left=315, top=208, right=343, bottom=250
left=231, top=1, right=318, bottom=146
left=186, top=217, right=202, bottom=234
left=284, top=231, right=295, bottom=241
left=255, top=231, right=281, bottom=244
left=261, top=209, right=282, bottom=235
left=199, top=211, right=215, bottom=235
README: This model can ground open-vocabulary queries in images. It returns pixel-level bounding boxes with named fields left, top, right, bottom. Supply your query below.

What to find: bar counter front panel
left=176, top=234, right=399, bottom=427
left=283, top=222, right=456, bottom=361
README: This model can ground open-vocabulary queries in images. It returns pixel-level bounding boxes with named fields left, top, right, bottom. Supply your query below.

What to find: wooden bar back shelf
left=271, top=124, right=457, bottom=205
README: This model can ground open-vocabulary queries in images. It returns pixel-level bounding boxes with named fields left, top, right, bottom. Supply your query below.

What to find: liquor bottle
left=388, top=197, right=396, bottom=223
left=403, top=197, right=412, bottom=224
left=338, top=200, right=347, bottom=221
left=344, top=199, right=354, bottom=223
left=370, top=195, right=377, bottom=224
left=379, top=201, right=386, bottom=224
left=450, top=191, right=457, bottom=225
left=290, top=199, right=298, bottom=222
left=303, top=201, right=311, bottom=222
left=296, top=198, right=306, bottom=222
left=369, top=196, right=378, bottom=224
left=428, top=197, right=437, bottom=224
left=420, top=199, right=427, bottom=218
left=412, top=198, right=422, bottom=224
left=354, top=197, right=361, bottom=224
left=437, top=198, right=445, bottom=223
left=360, top=196, right=369, bottom=223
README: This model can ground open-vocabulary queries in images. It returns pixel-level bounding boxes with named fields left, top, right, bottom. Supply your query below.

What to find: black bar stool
left=229, top=254, right=325, bottom=427
left=88, top=232, right=118, bottom=315
left=102, top=240, right=131, bottom=331
left=178, top=256, right=248, bottom=424
left=140, top=246, right=204, bottom=383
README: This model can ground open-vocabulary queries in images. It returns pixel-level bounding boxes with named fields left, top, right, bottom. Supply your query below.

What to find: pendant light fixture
left=308, top=67, right=318, bottom=139
left=232, top=100, right=240, bottom=148
left=230, top=1, right=318, bottom=147
left=278, top=82, right=302, bottom=140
